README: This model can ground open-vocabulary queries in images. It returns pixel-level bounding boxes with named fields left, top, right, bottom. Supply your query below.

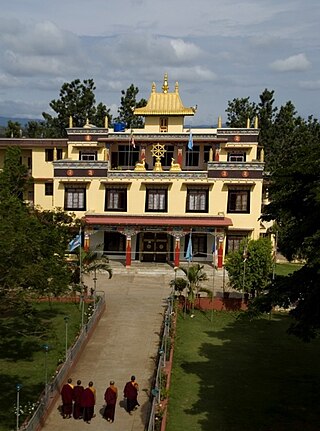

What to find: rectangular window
left=64, top=186, right=86, bottom=211
left=111, top=145, right=140, bottom=168
left=57, top=149, right=63, bottom=160
left=79, top=151, right=97, bottom=161
left=227, top=152, right=246, bottom=162
left=226, top=235, right=247, bottom=253
left=163, top=145, right=174, bottom=167
left=204, top=145, right=212, bottom=163
left=105, top=188, right=127, bottom=211
left=45, top=149, right=54, bottom=162
left=45, top=182, right=53, bottom=196
left=185, top=145, right=200, bottom=167
left=160, top=117, right=168, bottom=132
left=184, top=233, right=207, bottom=258
left=227, top=189, right=250, bottom=213
left=104, top=232, right=125, bottom=254
left=186, top=188, right=208, bottom=213
left=145, top=188, right=168, bottom=212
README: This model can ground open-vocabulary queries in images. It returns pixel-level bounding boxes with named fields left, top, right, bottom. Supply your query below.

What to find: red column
left=217, top=240, right=223, bottom=268
left=126, top=237, right=132, bottom=267
left=177, top=148, right=183, bottom=167
left=174, top=238, right=180, bottom=267
left=84, top=233, right=90, bottom=252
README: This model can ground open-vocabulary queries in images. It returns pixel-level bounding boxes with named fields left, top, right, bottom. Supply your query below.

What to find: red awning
left=84, top=215, right=232, bottom=227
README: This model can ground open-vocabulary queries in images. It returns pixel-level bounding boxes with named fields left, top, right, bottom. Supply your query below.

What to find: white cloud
left=170, top=39, right=203, bottom=61
left=299, top=80, right=320, bottom=90
left=270, top=53, right=311, bottom=72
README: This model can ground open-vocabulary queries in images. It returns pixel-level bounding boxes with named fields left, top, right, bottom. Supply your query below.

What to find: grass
left=166, top=310, right=320, bottom=431
left=0, top=301, right=88, bottom=431
left=275, top=262, right=303, bottom=276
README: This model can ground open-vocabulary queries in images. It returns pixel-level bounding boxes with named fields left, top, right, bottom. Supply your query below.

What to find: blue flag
left=188, top=132, right=193, bottom=150
left=69, top=234, right=81, bottom=251
left=185, top=234, right=193, bottom=262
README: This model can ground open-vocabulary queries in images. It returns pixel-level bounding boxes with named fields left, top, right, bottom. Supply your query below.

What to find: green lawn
left=275, top=262, right=303, bottom=276
left=0, top=301, right=86, bottom=431
left=167, top=310, right=320, bottom=431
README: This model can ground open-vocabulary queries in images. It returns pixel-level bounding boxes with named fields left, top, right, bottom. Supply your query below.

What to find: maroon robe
left=81, top=387, right=95, bottom=422
left=123, top=381, right=138, bottom=413
left=61, top=383, right=73, bottom=417
left=103, top=386, right=117, bottom=422
left=73, top=385, right=84, bottom=419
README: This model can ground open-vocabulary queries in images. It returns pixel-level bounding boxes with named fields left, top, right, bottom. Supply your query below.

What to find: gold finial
left=254, top=115, right=258, bottom=128
left=246, top=118, right=250, bottom=128
left=152, top=82, right=156, bottom=93
left=175, top=82, right=179, bottom=93
left=162, top=73, right=169, bottom=93
left=260, top=147, right=265, bottom=162
left=104, top=116, right=108, bottom=128
left=218, top=116, right=222, bottom=128
left=69, top=116, right=73, bottom=128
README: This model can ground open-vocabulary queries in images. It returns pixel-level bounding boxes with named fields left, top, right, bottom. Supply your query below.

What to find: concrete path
left=41, top=263, right=173, bottom=431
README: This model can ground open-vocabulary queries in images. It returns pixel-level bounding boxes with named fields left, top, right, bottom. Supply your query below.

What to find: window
left=45, top=182, right=53, bottom=196
left=45, top=149, right=54, bottom=162
left=185, top=145, right=200, bottom=167
left=184, top=233, right=207, bottom=258
left=79, top=151, right=97, bottom=161
left=111, top=145, right=140, bottom=168
left=64, top=185, right=86, bottom=210
left=45, top=148, right=63, bottom=161
left=104, top=232, right=125, bottom=255
left=163, top=145, right=174, bottom=167
left=105, top=187, right=127, bottom=211
left=227, top=152, right=246, bottom=162
left=186, top=188, right=208, bottom=213
left=160, top=117, right=168, bottom=132
left=204, top=145, right=212, bottom=163
left=226, top=235, right=247, bottom=253
left=145, top=188, right=168, bottom=212
left=227, top=189, right=250, bottom=213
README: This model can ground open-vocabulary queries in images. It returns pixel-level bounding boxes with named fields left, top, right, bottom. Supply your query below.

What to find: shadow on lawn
left=179, top=312, right=320, bottom=431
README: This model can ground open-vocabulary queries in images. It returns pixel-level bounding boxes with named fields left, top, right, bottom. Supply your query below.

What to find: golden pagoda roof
left=134, top=73, right=196, bottom=117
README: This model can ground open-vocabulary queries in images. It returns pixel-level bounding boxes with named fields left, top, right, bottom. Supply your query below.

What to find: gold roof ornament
left=134, top=74, right=195, bottom=116
left=218, top=116, right=222, bottom=128
left=69, top=116, right=73, bottom=128
left=254, top=115, right=259, bottom=129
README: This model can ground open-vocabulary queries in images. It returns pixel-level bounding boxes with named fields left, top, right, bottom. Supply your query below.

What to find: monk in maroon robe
left=61, top=378, right=74, bottom=418
left=123, top=375, right=139, bottom=414
left=103, top=380, right=118, bottom=422
left=73, top=380, right=84, bottom=419
left=81, top=381, right=96, bottom=423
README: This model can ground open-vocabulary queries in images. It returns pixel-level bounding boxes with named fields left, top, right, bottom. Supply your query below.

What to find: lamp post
left=16, top=383, right=22, bottom=431
left=93, top=268, right=97, bottom=309
left=64, top=316, right=69, bottom=360
left=43, top=344, right=49, bottom=393
left=173, top=266, right=178, bottom=310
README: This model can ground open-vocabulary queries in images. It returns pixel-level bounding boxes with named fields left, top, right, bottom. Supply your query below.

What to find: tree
left=5, top=120, right=23, bottom=138
left=225, top=97, right=257, bottom=128
left=114, top=84, right=147, bottom=128
left=69, top=249, right=112, bottom=290
left=172, top=264, right=209, bottom=312
left=224, top=238, right=273, bottom=297
left=42, top=79, right=112, bottom=137
left=25, top=120, right=45, bottom=138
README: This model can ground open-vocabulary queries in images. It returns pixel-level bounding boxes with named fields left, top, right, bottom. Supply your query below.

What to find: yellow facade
left=0, top=75, right=265, bottom=267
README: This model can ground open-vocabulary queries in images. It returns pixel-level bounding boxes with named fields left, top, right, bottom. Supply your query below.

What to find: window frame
left=185, top=145, right=200, bottom=167
left=64, top=185, right=86, bottom=211
left=45, top=182, right=53, bottom=196
left=145, top=187, right=168, bottom=212
left=227, top=188, right=250, bottom=213
left=186, top=187, right=209, bottom=213
left=105, top=187, right=127, bottom=212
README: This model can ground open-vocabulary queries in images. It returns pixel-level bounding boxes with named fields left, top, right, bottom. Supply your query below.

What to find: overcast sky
left=1, top=0, right=320, bottom=126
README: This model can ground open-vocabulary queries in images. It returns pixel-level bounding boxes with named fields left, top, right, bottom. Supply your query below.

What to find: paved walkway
left=41, top=263, right=173, bottom=431
left=41, top=262, right=225, bottom=431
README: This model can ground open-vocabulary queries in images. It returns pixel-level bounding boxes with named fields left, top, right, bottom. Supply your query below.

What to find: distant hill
left=0, top=117, right=42, bottom=127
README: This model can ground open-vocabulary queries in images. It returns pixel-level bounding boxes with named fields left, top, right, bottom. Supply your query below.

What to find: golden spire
left=162, top=73, right=169, bottom=93
left=218, top=116, right=222, bottom=128
left=246, top=118, right=250, bottom=128
left=69, top=116, right=73, bottom=128
left=104, top=115, right=108, bottom=128
left=254, top=115, right=258, bottom=128
left=152, top=82, right=156, bottom=93
left=175, top=81, right=179, bottom=93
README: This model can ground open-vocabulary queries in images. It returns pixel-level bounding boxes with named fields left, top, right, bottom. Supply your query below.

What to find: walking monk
left=103, top=380, right=118, bottom=423
left=123, top=375, right=139, bottom=414
left=60, top=378, right=74, bottom=419
left=73, top=380, right=84, bottom=419
left=81, top=381, right=96, bottom=424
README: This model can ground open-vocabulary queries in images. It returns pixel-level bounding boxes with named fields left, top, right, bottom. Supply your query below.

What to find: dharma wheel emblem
left=242, top=170, right=249, bottom=178
left=221, top=170, right=228, bottom=177
left=233, top=135, right=241, bottom=142
left=67, top=169, right=74, bottom=176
